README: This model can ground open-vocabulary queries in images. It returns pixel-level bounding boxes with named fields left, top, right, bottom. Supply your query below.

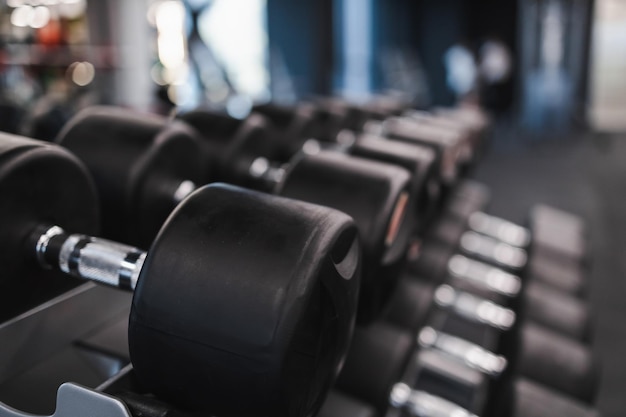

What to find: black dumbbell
left=333, top=322, right=416, bottom=414
left=445, top=211, right=592, bottom=342
left=363, top=115, right=469, bottom=191
left=57, top=106, right=414, bottom=324
left=332, top=315, right=508, bottom=416
left=389, top=328, right=596, bottom=417
left=181, top=107, right=441, bottom=233
left=302, top=100, right=482, bottom=182
left=55, top=108, right=208, bottom=249
left=383, top=275, right=598, bottom=403
left=407, top=185, right=592, bottom=342
left=389, top=377, right=601, bottom=417
left=175, top=106, right=597, bottom=402
left=333, top=319, right=593, bottom=417
left=435, top=198, right=587, bottom=300
left=0, top=132, right=361, bottom=417
left=406, top=226, right=589, bottom=343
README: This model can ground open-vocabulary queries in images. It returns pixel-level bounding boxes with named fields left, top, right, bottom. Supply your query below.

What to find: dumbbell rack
left=0, top=284, right=131, bottom=414
left=0, top=101, right=600, bottom=417
left=0, top=181, right=597, bottom=417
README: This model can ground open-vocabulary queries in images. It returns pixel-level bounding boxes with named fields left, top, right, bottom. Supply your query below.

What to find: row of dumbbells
left=321, top=184, right=597, bottom=417
left=0, top=98, right=597, bottom=417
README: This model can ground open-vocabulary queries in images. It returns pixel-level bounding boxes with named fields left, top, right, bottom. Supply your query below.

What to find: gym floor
left=471, top=123, right=626, bottom=417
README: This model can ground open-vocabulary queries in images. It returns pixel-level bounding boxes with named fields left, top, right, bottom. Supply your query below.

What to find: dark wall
left=373, top=0, right=518, bottom=107
left=414, top=0, right=470, bottom=106
left=267, top=0, right=518, bottom=108
left=267, top=0, right=333, bottom=98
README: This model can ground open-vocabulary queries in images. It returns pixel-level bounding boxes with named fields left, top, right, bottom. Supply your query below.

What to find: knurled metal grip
left=468, top=212, right=531, bottom=248
left=35, top=225, right=146, bottom=291
left=434, top=284, right=516, bottom=331
left=418, top=326, right=507, bottom=377
left=390, top=383, right=478, bottom=417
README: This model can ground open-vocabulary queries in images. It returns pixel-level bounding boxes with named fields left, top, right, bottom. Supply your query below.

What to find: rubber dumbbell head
left=57, top=106, right=207, bottom=248
left=0, top=133, right=100, bottom=321
left=278, top=151, right=413, bottom=322
left=364, top=116, right=466, bottom=186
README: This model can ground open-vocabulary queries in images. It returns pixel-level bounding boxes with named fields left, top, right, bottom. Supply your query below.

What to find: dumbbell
left=293, top=100, right=487, bottom=201
left=0, top=132, right=361, bottom=417
left=54, top=106, right=596, bottom=404
left=432, top=192, right=588, bottom=296
left=461, top=208, right=590, bottom=330
left=408, top=212, right=575, bottom=333
left=301, top=99, right=483, bottom=180
left=333, top=320, right=595, bottom=417
left=183, top=107, right=442, bottom=233
left=383, top=269, right=598, bottom=404
left=349, top=320, right=598, bottom=416
left=55, top=109, right=207, bottom=249
left=55, top=107, right=422, bottom=414
left=448, top=217, right=592, bottom=341
left=396, top=190, right=598, bottom=398
left=403, top=257, right=597, bottom=402
left=389, top=378, right=601, bottom=417
left=362, top=115, right=469, bottom=192
left=252, top=98, right=403, bottom=150
left=250, top=104, right=446, bottom=209
left=317, top=324, right=457, bottom=417
left=175, top=107, right=597, bottom=400
left=57, top=106, right=413, bottom=323
left=406, top=185, right=592, bottom=342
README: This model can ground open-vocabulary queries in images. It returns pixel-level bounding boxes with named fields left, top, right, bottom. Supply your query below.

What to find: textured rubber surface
left=525, top=281, right=591, bottom=342
left=279, top=151, right=413, bottom=323
left=513, top=378, right=600, bottom=417
left=57, top=106, right=206, bottom=248
left=528, top=253, right=587, bottom=298
left=129, top=184, right=360, bottom=417
left=335, top=322, right=414, bottom=414
left=519, top=323, right=599, bottom=403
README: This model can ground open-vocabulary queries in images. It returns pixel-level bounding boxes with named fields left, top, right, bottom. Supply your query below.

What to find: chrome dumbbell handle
left=390, top=383, right=478, bottom=417
left=172, top=180, right=197, bottom=204
left=418, top=326, right=507, bottom=377
left=434, top=284, right=516, bottom=331
left=468, top=212, right=531, bottom=248
left=34, top=225, right=146, bottom=291
left=460, top=231, right=528, bottom=270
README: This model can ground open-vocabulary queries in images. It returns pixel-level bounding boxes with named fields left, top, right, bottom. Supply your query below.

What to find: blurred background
left=2, top=1, right=626, bottom=416
left=1, top=0, right=622, bottom=135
